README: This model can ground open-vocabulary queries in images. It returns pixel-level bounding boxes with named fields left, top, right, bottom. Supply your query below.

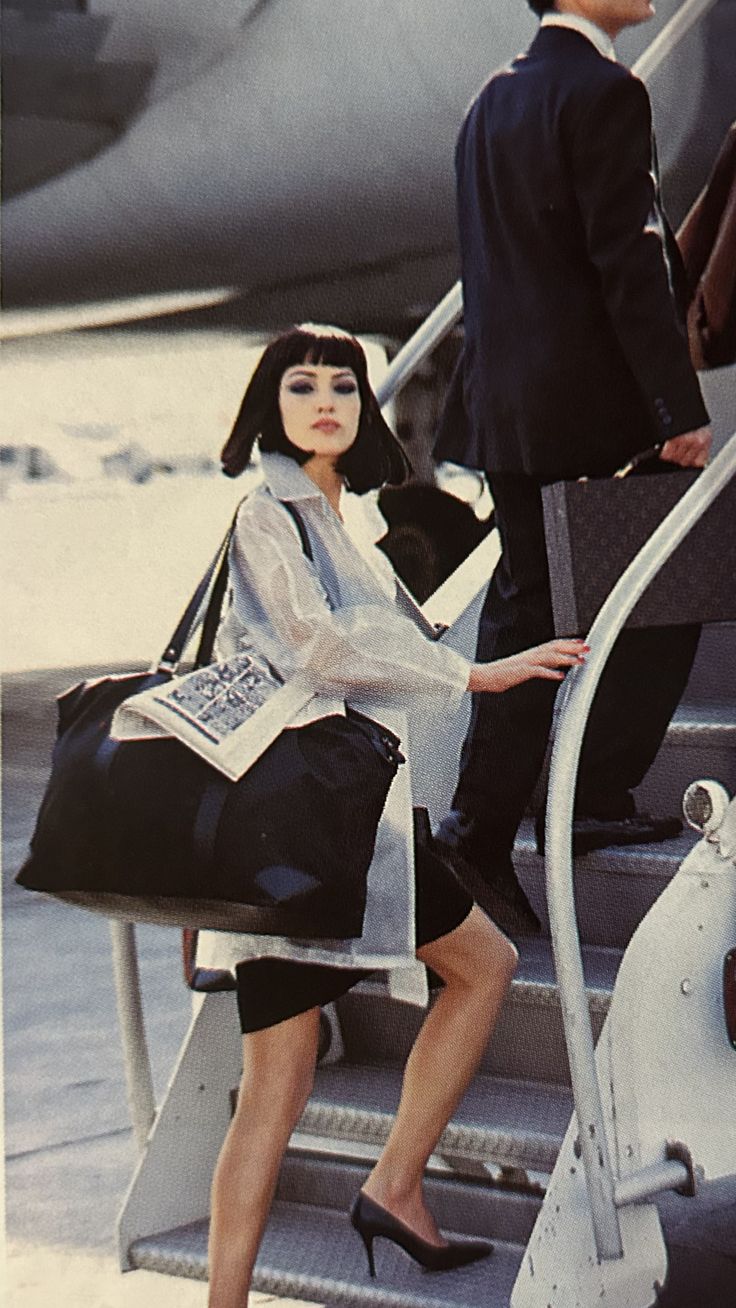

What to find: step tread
left=513, top=937, right=620, bottom=1010
left=357, top=938, right=620, bottom=1014
left=514, top=818, right=699, bottom=879
left=129, top=1203, right=523, bottom=1308
left=302, top=1066, right=572, bottom=1170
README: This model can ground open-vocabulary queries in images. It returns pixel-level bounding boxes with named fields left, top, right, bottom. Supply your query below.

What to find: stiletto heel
left=349, top=1191, right=493, bottom=1277
left=359, top=1228, right=376, bottom=1278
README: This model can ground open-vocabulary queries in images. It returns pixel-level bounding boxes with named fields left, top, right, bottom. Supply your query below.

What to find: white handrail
left=375, top=283, right=463, bottom=410
left=545, top=432, right=736, bottom=1257
left=634, top=0, right=717, bottom=83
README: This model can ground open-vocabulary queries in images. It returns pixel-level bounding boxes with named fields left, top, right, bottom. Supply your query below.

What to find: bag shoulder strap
left=157, top=525, right=234, bottom=673
left=158, top=495, right=314, bottom=674
left=280, top=499, right=313, bottom=560
left=194, top=497, right=314, bottom=668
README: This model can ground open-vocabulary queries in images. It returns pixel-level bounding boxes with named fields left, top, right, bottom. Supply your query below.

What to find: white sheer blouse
left=198, top=451, right=472, bottom=995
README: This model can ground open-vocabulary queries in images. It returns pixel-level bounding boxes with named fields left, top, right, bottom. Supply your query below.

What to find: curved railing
left=545, top=430, right=736, bottom=1258
left=375, top=282, right=463, bottom=409
left=111, top=0, right=720, bottom=1155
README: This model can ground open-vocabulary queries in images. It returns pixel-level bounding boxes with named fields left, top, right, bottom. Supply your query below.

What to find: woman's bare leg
left=207, top=1005, right=320, bottom=1308
left=361, top=906, right=518, bottom=1244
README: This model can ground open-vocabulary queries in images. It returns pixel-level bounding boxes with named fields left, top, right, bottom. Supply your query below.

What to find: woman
left=205, top=324, right=587, bottom=1307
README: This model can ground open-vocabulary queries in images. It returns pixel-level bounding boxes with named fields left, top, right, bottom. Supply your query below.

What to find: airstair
left=103, top=2, right=736, bottom=1303
left=113, top=542, right=736, bottom=1308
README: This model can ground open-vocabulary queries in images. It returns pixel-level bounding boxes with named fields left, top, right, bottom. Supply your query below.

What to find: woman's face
left=278, top=362, right=361, bottom=463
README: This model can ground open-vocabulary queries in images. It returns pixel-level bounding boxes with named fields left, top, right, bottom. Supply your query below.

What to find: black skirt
left=235, top=831, right=473, bottom=1033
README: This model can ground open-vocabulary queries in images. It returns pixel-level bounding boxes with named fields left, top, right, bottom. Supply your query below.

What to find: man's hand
left=468, top=639, right=589, bottom=693
left=660, top=426, right=712, bottom=468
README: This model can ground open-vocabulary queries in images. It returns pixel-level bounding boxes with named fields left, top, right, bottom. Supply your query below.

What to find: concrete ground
left=4, top=1243, right=322, bottom=1308
left=3, top=667, right=736, bottom=1307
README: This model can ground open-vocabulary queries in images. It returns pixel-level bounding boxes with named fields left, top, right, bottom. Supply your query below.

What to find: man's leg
left=439, top=475, right=696, bottom=912
left=436, top=474, right=556, bottom=933
left=455, top=477, right=558, bottom=824
left=576, top=622, right=700, bottom=816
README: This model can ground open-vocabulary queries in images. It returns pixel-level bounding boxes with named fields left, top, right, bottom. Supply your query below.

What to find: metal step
left=635, top=702, right=736, bottom=813
left=299, top=1065, right=572, bottom=1175
left=129, top=1200, right=525, bottom=1308
left=4, top=0, right=87, bottom=12
left=276, top=1154, right=541, bottom=1247
left=513, top=822, right=700, bottom=949
left=681, top=623, right=736, bottom=707
left=337, top=938, right=619, bottom=1085
left=2, top=115, right=116, bottom=198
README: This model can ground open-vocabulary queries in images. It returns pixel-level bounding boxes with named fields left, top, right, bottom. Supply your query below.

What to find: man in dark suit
left=434, top=0, right=711, bottom=936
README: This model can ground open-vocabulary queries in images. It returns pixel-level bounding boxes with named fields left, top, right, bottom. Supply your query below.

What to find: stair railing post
left=109, top=920, right=156, bottom=1153
left=546, top=432, right=736, bottom=1259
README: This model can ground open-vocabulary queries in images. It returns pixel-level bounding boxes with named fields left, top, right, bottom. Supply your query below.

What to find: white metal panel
left=511, top=1033, right=667, bottom=1307
left=117, top=992, right=241, bottom=1269
left=607, top=802, right=736, bottom=1184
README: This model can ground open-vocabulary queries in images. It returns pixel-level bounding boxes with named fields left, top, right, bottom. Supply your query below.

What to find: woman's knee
left=420, top=906, right=518, bottom=993
left=464, top=911, right=518, bottom=994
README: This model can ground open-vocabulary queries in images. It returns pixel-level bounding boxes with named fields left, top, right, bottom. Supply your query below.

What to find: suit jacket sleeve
left=571, top=71, right=709, bottom=440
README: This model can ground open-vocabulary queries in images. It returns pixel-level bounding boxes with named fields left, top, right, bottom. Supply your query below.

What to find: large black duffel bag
left=16, top=503, right=403, bottom=938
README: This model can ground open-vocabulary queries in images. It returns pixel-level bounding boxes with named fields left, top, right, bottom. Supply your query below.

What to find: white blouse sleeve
left=227, top=493, right=471, bottom=706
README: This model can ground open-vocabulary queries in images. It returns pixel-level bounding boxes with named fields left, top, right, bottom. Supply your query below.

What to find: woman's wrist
left=467, top=662, right=501, bottom=693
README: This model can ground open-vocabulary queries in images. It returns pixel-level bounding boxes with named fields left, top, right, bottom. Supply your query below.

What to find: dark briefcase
left=541, top=468, right=736, bottom=635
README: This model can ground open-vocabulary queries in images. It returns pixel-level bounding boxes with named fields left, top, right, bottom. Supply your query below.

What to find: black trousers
left=451, top=473, right=700, bottom=861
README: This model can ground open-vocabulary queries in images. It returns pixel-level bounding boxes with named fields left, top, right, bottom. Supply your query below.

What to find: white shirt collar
left=540, top=12, right=616, bottom=61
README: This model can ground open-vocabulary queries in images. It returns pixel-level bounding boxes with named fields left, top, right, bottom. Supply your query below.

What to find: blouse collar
left=260, top=450, right=387, bottom=546
left=259, top=451, right=325, bottom=503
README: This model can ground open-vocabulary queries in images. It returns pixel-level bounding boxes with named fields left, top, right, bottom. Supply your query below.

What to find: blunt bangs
left=278, top=326, right=370, bottom=379
left=221, top=325, right=410, bottom=492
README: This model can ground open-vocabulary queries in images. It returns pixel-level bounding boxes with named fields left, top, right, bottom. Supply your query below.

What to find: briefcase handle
left=613, top=443, right=664, bottom=479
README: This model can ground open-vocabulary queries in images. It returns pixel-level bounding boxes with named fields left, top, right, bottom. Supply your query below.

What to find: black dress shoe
left=433, top=819, right=541, bottom=938
left=350, top=1192, right=493, bottom=1277
left=535, top=812, right=683, bottom=857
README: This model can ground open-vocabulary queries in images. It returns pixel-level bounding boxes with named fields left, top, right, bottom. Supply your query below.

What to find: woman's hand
left=468, top=639, right=589, bottom=693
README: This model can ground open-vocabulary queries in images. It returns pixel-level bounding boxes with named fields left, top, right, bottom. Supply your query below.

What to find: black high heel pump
left=349, top=1192, right=493, bottom=1278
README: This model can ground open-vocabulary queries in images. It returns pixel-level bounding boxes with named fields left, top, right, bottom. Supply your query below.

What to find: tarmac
left=3, top=666, right=736, bottom=1308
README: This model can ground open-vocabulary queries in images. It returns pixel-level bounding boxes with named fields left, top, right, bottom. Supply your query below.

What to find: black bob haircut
left=221, top=325, right=411, bottom=494
left=527, top=0, right=556, bottom=15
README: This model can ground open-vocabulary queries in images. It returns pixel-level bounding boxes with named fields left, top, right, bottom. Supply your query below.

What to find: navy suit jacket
left=436, top=26, right=708, bottom=479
